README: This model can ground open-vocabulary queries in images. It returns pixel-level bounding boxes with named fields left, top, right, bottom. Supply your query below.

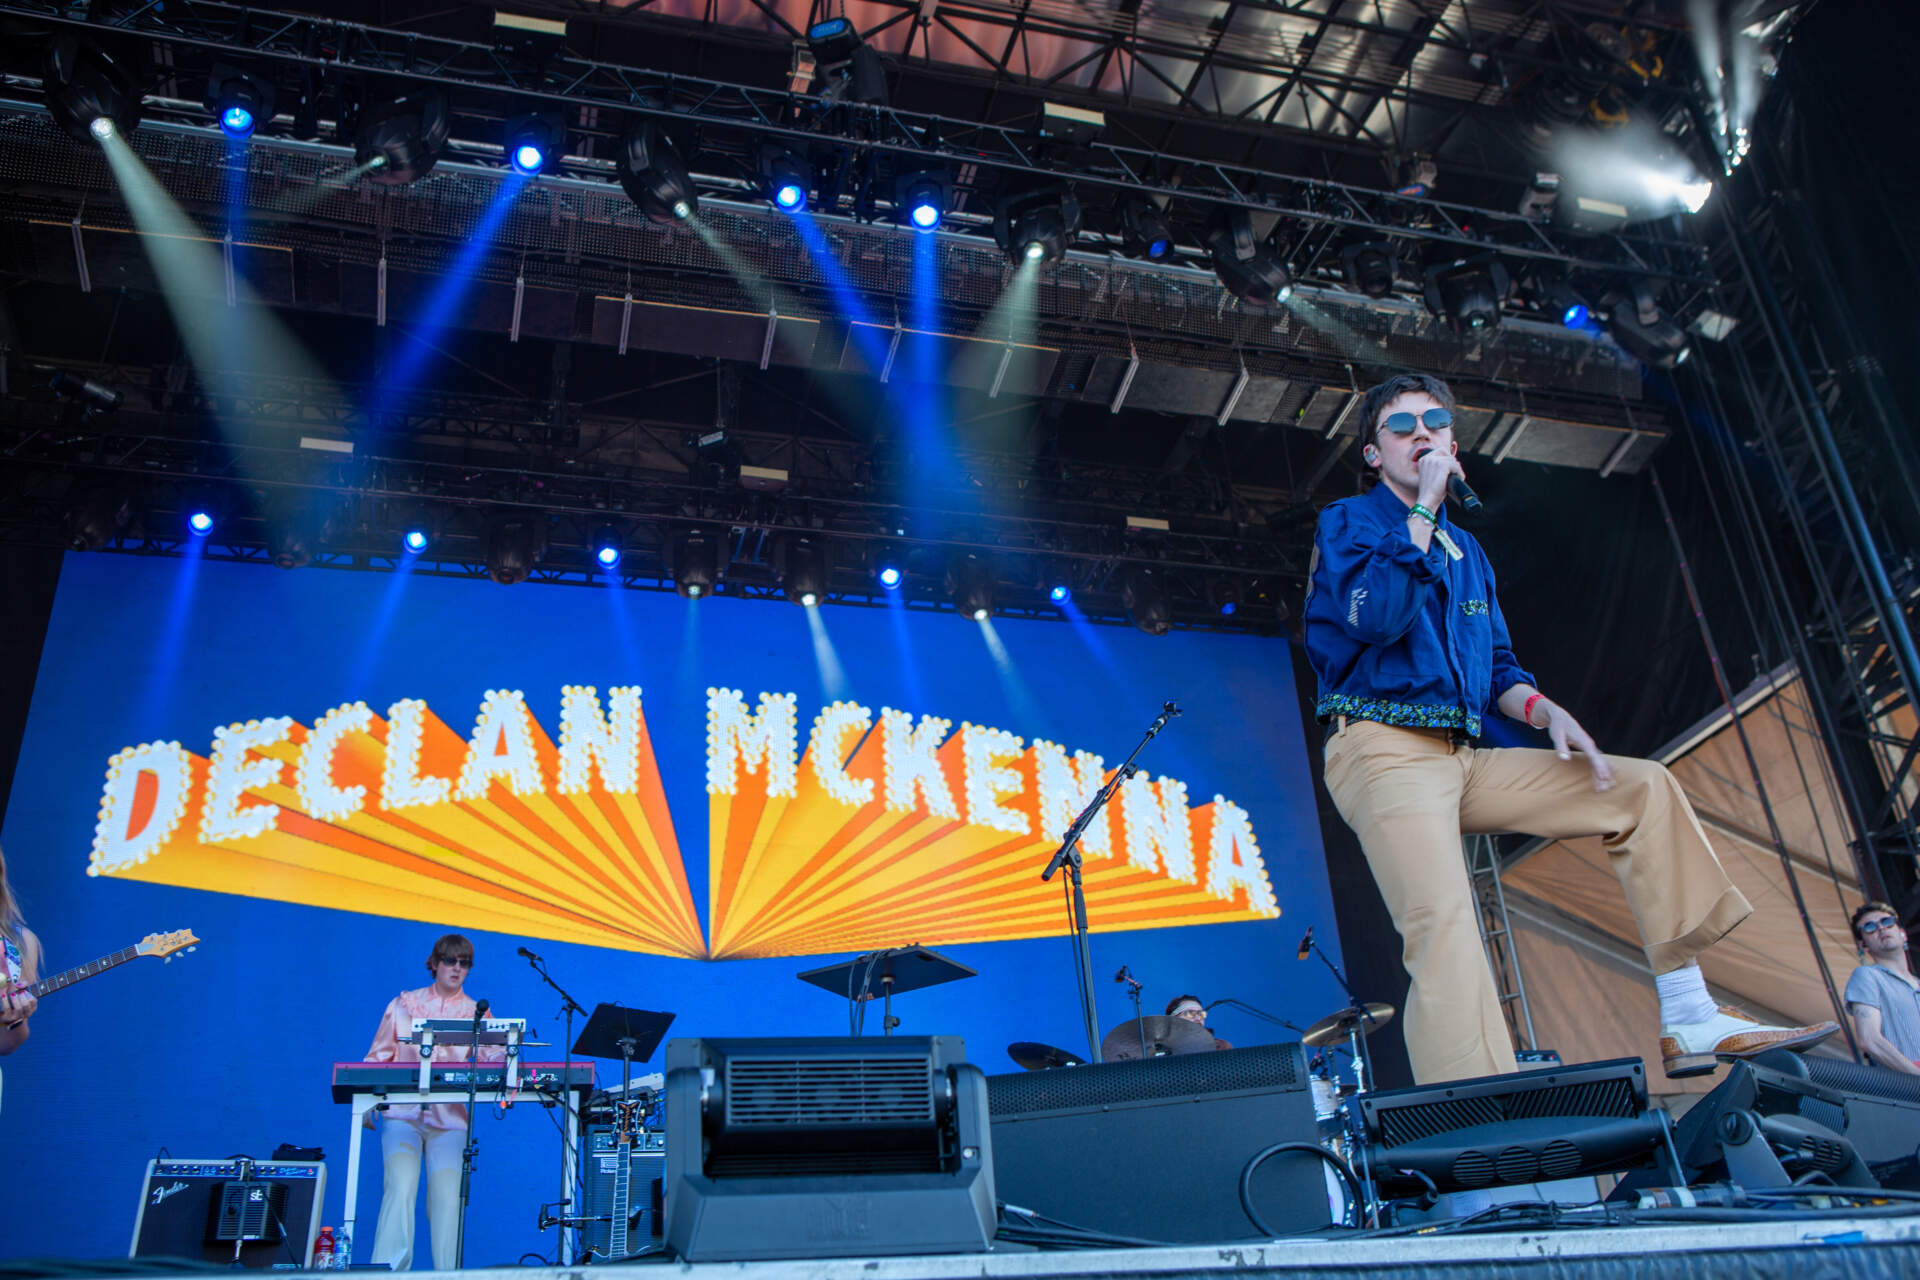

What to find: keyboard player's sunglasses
left=1379, top=407, right=1454, bottom=435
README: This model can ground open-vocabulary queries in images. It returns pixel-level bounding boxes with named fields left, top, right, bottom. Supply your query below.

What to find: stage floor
left=52, top=1215, right=1914, bottom=1280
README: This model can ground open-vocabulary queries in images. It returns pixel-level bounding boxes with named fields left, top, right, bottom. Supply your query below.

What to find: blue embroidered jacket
left=1303, top=480, right=1534, bottom=738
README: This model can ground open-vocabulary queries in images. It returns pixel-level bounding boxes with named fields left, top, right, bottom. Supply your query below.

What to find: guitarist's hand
left=1, top=984, right=33, bottom=1025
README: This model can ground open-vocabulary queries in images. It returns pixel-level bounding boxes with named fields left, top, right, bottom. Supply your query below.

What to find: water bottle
left=332, top=1227, right=351, bottom=1271
left=311, top=1226, right=335, bottom=1270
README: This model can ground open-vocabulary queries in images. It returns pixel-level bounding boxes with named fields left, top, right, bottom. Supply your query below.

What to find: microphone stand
left=1203, top=997, right=1307, bottom=1036
left=455, top=999, right=487, bottom=1270
left=1117, top=967, right=1149, bottom=1060
left=1042, top=702, right=1180, bottom=1066
left=524, top=953, right=589, bottom=1264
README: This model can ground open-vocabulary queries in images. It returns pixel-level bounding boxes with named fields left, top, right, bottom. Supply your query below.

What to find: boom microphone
left=1114, top=965, right=1131, bottom=984
left=517, top=945, right=543, bottom=963
left=1413, top=446, right=1483, bottom=513
left=1296, top=926, right=1314, bottom=960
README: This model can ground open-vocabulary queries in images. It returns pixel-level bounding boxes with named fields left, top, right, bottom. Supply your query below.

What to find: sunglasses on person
left=1379, top=407, right=1454, bottom=435
left=1860, top=918, right=1902, bottom=935
left=436, top=954, right=473, bottom=968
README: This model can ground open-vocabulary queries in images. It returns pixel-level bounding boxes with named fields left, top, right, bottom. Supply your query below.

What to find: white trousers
left=371, top=1119, right=464, bottom=1270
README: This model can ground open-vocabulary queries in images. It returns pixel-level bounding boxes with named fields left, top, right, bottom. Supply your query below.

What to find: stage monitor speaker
left=986, top=1042, right=1328, bottom=1243
left=661, top=1036, right=995, bottom=1262
left=1751, top=1049, right=1920, bottom=1190
left=577, top=1124, right=666, bottom=1259
left=1613, top=1054, right=1905, bottom=1199
left=129, top=1157, right=326, bottom=1267
left=1357, top=1057, right=1670, bottom=1194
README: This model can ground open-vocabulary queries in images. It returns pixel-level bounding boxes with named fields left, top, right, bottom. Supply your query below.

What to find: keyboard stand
left=340, top=1084, right=580, bottom=1254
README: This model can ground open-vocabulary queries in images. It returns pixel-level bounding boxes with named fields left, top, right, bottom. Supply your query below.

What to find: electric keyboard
left=330, top=1060, right=595, bottom=1103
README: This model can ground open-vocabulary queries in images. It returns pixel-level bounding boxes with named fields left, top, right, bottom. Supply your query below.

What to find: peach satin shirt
left=364, top=986, right=505, bottom=1131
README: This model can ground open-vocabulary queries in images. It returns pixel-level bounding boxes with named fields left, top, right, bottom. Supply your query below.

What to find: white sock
left=1655, top=962, right=1717, bottom=1026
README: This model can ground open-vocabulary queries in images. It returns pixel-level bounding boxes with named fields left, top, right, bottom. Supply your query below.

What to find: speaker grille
left=707, top=1149, right=941, bottom=1177
left=725, top=1057, right=932, bottom=1126
left=1451, top=1149, right=1496, bottom=1187
left=1377, top=1075, right=1639, bottom=1148
left=1539, top=1138, right=1585, bottom=1179
left=987, top=1042, right=1304, bottom=1116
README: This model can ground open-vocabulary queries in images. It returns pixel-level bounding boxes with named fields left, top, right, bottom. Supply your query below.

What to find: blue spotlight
left=592, top=523, right=624, bottom=568
left=187, top=510, right=214, bottom=536
left=1562, top=301, right=1590, bottom=329
left=1049, top=584, right=1071, bottom=605
left=1220, top=600, right=1238, bottom=616
left=774, top=182, right=806, bottom=211
left=220, top=104, right=254, bottom=139
left=898, top=174, right=946, bottom=232
left=504, top=113, right=562, bottom=177
left=878, top=564, right=903, bottom=590
left=403, top=528, right=429, bottom=553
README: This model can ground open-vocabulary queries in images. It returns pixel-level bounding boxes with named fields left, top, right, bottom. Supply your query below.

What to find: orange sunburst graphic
left=87, top=688, right=705, bottom=956
left=705, top=694, right=1279, bottom=959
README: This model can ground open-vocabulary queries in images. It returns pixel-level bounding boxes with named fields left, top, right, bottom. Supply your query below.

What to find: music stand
left=797, top=947, right=976, bottom=1035
left=572, top=1004, right=675, bottom=1100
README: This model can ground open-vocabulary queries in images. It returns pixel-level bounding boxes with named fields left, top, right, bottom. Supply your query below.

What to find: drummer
left=1165, top=995, right=1233, bottom=1050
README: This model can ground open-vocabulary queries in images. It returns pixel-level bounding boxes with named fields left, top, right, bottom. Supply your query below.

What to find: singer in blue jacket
left=1304, top=372, right=1835, bottom=1084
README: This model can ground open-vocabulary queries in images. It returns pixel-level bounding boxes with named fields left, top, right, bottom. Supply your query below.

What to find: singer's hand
left=1544, top=705, right=1614, bottom=791
left=1415, top=448, right=1464, bottom=511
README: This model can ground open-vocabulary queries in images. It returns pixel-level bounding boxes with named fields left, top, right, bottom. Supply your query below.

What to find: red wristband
left=1522, top=693, right=1546, bottom=728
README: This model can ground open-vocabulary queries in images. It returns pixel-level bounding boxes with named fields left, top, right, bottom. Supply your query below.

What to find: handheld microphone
left=1414, top=446, right=1483, bottom=513
left=1296, top=926, right=1314, bottom=960
left=517, top=945, right=543, bottom=963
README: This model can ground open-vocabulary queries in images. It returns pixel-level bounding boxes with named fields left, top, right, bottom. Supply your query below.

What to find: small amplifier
left=131, top=1157, right=326, bottom=1266
left=577, top=1124, right=666, bottom=1259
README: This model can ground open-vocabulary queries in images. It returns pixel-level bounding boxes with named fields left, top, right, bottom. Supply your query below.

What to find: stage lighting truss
left=1122, top=565, right=1173, bottom=636
left=895, top=171, right=947, bottom=232
left=779, top=534, right=831, bottom=606
left=266, top=494, right=337, bottom=571
left=671, top=529, right=725, bottom=598
left=994, top=188, right=1081, bottom=265
left=485, top=512, right=548, bottom=585
left=43, top=37, right=143, bottom=143
left=617, top=122, right=699, bottom=223
left=205, top=64, right=275, bottom=142
left=1116, top=196, right=1174, bottom=261
left=948, top=553, right=996, bottom=621
left=65, top=486, right=134, bottom=552
left=1423, top=253, right=1511, bottom=334
left=1207, top=208, right=1293, bottom=309
left=761, top=146, right=813, bottom=212
left=503, top=111, right=565, bottom=177
left=1603, top=279, right=1691, bottom=369
left=354, top=89, right=451, bottom=184
left=1340, top=241, right=1398, bottom=299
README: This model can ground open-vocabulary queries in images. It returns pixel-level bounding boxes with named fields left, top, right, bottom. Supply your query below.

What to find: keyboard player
left=363, top=933, right=503, bottom=1271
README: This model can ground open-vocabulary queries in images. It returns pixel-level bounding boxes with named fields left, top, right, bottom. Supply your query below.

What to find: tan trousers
left=1322, top=718, right=1752, bottom=1085
left=371, top=1118, right=464, bottom=1270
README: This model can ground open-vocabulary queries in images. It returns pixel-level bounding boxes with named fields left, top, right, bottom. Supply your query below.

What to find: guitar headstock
left=137, top=929, right=200, bottom=961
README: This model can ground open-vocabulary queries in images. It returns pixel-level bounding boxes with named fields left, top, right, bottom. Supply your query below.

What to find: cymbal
left=1100, top=1015, right=1219, bottom=1061
left=1008, top=1041, right=1086, bottom=1071
left=1302, top=1002, right=1396, bottom=1048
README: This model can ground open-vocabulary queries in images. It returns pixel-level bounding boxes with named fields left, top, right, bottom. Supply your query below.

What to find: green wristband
left=1408, top=503, right=1437, bottom=527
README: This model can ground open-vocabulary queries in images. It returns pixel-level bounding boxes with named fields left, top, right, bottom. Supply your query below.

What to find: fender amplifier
left=130, top=1157, right=326, bottom=1266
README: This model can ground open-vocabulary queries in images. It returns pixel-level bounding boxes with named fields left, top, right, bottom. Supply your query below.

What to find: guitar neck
left=27, top=945, right=141, bottom=998
left=608, top=1131, right=633, bottom=1258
